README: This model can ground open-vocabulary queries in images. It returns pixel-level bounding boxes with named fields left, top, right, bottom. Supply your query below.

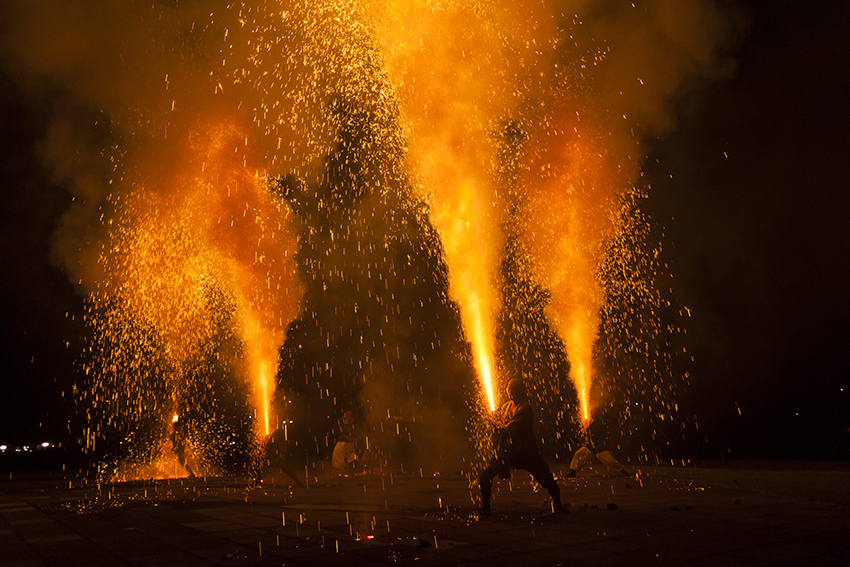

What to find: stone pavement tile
left=3, top=515, right=52, bottom=526
left=122, top=551, right=199, bottom=567
left=135, top=509, right=210, bottom=525
left=346, top=544, right=459, bottom=567
left=0, top=561, right=48, bottom=567
left=761, top=524, right=826, bottom=544
left=52, top=511, right=134, bottom=542
left=310, top=522, right=349, bottom=537
left=1, top=509, right=64, bottom=541
left=808, top=527, right=850, bottom=548
left=128, top=556, right=210, bottom=567
left=726, top=538, right=826, bottom=565
left=289, top=547, right=378, bottom=566
left=664, top=519, right=751, bottom=539
left=523, top=524, right=618, bottom=547
left=24, top=533, right=85, bottom=544
left=379, top=516, right=437, bottom=532
left=482, top=552, right=570, bottom=567
left=746, top=522, right=821, bottom=542
left=679, top=525, right=785, bottom=549
left=773, top=514, right=850, bottom=537
left=573, top=553, right=683, bottom=567
left=462, top=517, right=530, bottom=533
left=189, top=544, right=262, bottom=564
left=15, top=520, right=81, bottom=543
left=56, top=527, right=154, bottom=553
left=155, top=532, right=226, bottom=550
left=535, top=542, right=614, bottom=564
left=460, top=529, right=560, bottom=552
left=0, top=505, right=42, bottom=519
left=313, top=534, right=381, bottom=554
left=251, top=538, right=328, bottom=560
left=782, top=549, right=850, bottom=567
left=0, top=540, right=39, bottom=563
left=735, top=513, right=800, bottom=530
left=273, top=542, right=370, bottom=566
left=191, top=507, right=280, bottom=527
left=208, top=527, right=268, bottom=546
left=142, top=523, right=224, bottom=549
left=575, top=534, right=661, bottom=554
left=24, top=538, right=130, bottom=567
left=96, top=534, right=177, bottom=562
left=683, top=553, right=793, bottom=567
left=608, top=546, right=720, bottom=566
left=439, top=543, right=506, bottom=562
left=181, top=520, right=243, bottom=533
left=644, top=537, right=752, bottom=563
left=218, top=515, right=280, bottom=529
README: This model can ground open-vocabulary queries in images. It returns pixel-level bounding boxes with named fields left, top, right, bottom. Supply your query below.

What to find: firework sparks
left=376, top=2, right=519, bottom=412
left=3, top=0, right=734, bottom=471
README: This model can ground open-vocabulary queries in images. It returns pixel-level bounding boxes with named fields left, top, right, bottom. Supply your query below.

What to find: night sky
left=1, top=0, right=849, bottom=461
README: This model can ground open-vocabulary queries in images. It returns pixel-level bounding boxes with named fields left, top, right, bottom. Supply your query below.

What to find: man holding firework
left=478, top=379, right=565, bottom=516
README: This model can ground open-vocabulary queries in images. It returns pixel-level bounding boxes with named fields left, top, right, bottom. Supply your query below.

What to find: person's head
left=506, top=379, right=527, bottom=403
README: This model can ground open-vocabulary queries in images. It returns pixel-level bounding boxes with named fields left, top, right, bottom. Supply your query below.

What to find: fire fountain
left=34, top=0, right=728, bottom=477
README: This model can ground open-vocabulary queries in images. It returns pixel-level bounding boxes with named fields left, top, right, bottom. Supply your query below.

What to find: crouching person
left=478, top=379, right=565, bottom=516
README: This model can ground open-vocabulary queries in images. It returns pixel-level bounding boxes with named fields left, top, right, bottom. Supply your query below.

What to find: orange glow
left=243, top=328, right=275, bottom=437
left=378, top=5, right=510, bottom=412
left=104, top=120, right=300, bottom=442
left=72, top=0, right=686, bottom=464
left=191, top=124, right=300, bottom=441
left=424, top=176, right=499, bottom=411
left=114, top=441, right=202, bottom=481
left=522, top=103, right=629, bottom=426
left=422, top=174, right=501, bottom=412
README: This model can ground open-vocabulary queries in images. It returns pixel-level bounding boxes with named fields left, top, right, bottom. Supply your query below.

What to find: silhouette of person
left=263, top=427, right=304, bottom=486
left=566, top=416, right=628, bottom=478
left=332, top=410, right=359, bottom=472
left=478, top=379, right=564, bottom=516
left=169, top=415, right=195, bottom=478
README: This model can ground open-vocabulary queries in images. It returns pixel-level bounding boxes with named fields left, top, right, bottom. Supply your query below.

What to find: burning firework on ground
left=4, top=0, right=734, bottom=474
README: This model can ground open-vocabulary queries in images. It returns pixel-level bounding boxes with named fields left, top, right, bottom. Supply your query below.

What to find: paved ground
left=2, top=461, right=849, bottom=566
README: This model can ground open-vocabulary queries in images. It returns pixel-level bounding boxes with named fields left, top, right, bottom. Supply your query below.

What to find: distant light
left=366, top=535, right=374, bottom=540
left=0, top=445, right=6, bottom=452
left=41, top=442, right=50, bottom=448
